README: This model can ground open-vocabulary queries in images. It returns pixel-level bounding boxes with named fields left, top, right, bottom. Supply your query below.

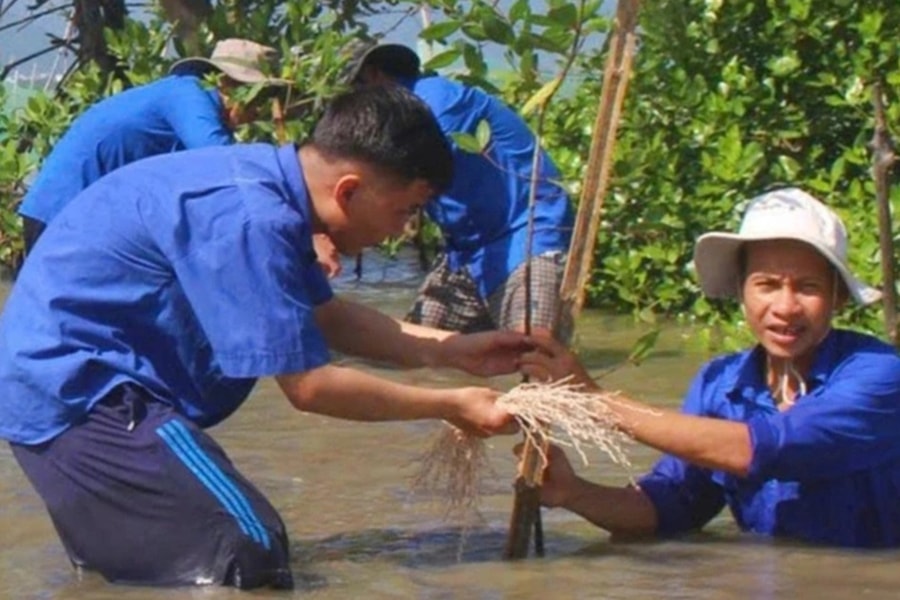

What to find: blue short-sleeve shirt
left=638, top=328, right=900, bottom=547
left=18, top=74, right=233, bottom=225
left=0, top=143, right=333, bottom=444
left=406, top=75, right=574, bottom=298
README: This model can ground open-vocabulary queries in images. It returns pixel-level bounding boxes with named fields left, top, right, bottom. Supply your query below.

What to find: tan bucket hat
left=693, top=187, right=881, bottom=305
left=170, top=38, right=291, bottom=85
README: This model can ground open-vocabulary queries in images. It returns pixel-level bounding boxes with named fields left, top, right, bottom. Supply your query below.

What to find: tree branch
left=871, top=82, right=898, bottom=345
left=1, top=43, right=63, bottom=81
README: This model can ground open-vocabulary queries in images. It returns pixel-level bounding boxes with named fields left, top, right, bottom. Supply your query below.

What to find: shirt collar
left=724, top=346, right=767, bottom=404
left=805, top=328, right=839, bottom=387
left=723, top=328, right=840, bottom=403
left=275, top=143, right=313, bottom=223
left=275, top=144, right=319, bottom=266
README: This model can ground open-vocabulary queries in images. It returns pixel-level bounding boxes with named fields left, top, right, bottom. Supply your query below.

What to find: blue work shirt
left=639, top=328, right=900, bottom=548
left=405, top=75, right=574, bottom=298
left=0, top=143, right=333, bottom=445
left=18, top=74, right=233, bottom=225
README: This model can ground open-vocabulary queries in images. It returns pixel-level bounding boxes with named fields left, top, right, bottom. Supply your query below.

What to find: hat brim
left=169, top=57, right=290, bottom=85
left=693, top=232, right=882, bottom=306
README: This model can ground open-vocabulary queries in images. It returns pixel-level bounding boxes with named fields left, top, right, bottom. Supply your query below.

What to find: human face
left=328, top=174, right=434, bottom=256
left=740, top=240, right=839, bottom=370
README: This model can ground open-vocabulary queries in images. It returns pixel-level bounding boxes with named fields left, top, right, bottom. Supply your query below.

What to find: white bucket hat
left=693, top=187, right=881, bottom=305
left=170, top=38, right=291, bottom=85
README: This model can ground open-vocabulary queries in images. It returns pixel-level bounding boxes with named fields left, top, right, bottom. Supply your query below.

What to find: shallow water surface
left=2, top=251, right=899, bottom=599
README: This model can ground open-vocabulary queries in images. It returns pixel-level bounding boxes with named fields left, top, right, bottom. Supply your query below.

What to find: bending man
left=351, top=43, right=574, bottom=339
left=17, top=38, right=340, bottom=277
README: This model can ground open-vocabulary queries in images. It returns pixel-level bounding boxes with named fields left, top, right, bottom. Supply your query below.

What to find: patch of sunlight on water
left=3, top=251, right=900, bottom=599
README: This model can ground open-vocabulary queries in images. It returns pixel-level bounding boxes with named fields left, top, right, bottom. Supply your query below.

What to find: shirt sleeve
left=637, top=364, right=727, bottom=534
left=168, top=186, right=333, bottom=378
left=748, top=347, right=900, bottom=482
left=164, top=81, right=234, bottom=148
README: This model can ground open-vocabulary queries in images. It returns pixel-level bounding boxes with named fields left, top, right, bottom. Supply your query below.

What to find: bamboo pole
left=556, top=0, right=641, bottom=339
left=871, top=83, right=899, bottom=346
left=503, top=0, right=642, bottom=560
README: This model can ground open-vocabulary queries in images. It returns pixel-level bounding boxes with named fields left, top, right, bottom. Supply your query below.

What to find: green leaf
left=450, top=131, right=483, bottom=154
left=536, top=27, right=574, bottom=53
left=423, top=48, right=462, bottom=71
left=768, top=53, right=800, bottom=76
left=777, top=155, right=801, bottom=179
left=482, top=12, right=515, bottom=45
left=508, top=0, right=531, bottom=24
left=548, top=4, right=578, bottom=28
left=521, top=76, right=562, bottom=116
left=462, top=43, right=488, bottom=78
left=475, top=119, right=491, bottom=150
left=420, top=20, right=460, bottom=42
left=857, top=10, right=883, bottom=38
left=628, top=328, right=661, bottom=365
left=460, top=21, right=488, bottom=41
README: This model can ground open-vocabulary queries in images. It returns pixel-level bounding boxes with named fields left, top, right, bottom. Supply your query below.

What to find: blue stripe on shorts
left=156, top=419, right=271, bottom=549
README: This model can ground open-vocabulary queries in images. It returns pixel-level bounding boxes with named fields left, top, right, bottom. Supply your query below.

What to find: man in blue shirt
left=17, top=38, right=343, bottom=274
left=352, top=44, right=574, bottom=340
left=520, top=188, right=900, bottom=548
left=0, top=86, right=526, bottom=588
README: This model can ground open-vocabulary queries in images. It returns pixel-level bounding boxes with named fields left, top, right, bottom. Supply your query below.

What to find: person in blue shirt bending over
left=351, top=43, right=575, bottom=341
left=17, top=38, right=340, bottom=277
left=519, top=188, right=900, bottom=548
left=0, top=86, right=527, bottom=589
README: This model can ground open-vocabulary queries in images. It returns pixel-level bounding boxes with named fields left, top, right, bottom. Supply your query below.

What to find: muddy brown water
left=2, top=251, right=899, bottom=599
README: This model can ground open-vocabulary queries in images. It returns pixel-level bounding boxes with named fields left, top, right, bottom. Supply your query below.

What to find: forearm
left=605, top=394, right=752, bottom=476
left=557, top=477, right=659, bottom=538
left=276, top=364, right=455, bottom=422
left=315, top=297, right=451, bottom=368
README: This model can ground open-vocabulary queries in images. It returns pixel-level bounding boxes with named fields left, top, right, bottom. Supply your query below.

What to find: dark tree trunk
left=158, top=0, right=212, bottom=55
left=72, top=0, right=127, bottom=74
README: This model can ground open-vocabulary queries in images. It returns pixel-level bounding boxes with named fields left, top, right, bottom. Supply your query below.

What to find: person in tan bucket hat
left=515, top=187, right=900, bottom=548
left=15, top=38, right=352, bottom=277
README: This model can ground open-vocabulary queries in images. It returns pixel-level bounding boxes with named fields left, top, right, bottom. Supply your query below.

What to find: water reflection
left=2, top=251, right=899, bottom=599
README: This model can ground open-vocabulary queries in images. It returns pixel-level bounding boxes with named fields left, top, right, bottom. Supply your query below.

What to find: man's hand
left=439, top=330, right=532, bottom=377
left=518, top=335, right=598, bottom=389
left=445, top=387, right=519, bottom=437
left=313, top=233, right=342, bottom=279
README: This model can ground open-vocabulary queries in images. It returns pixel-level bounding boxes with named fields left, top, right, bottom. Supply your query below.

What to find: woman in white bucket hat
left=516, top=188, right=900, bottom=548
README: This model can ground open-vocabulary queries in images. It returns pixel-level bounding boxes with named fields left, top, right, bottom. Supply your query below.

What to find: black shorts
left=10, top=384, right=293, bottom=589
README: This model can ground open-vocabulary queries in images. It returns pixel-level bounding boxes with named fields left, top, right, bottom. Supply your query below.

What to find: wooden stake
left=502, top=127, right=550, bottom=560
left=556, top=0, right=641, bottom=339
left=871, top=83, right=899, bottom=345
left=503, top=0, right=642, bottom=560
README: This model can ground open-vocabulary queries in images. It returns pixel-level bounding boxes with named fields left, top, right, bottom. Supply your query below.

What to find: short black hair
left=311, top=86, right=453, bottom=192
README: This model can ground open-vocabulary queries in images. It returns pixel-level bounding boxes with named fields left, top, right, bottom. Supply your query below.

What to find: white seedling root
left=412, top=378, right=656, bottom=519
